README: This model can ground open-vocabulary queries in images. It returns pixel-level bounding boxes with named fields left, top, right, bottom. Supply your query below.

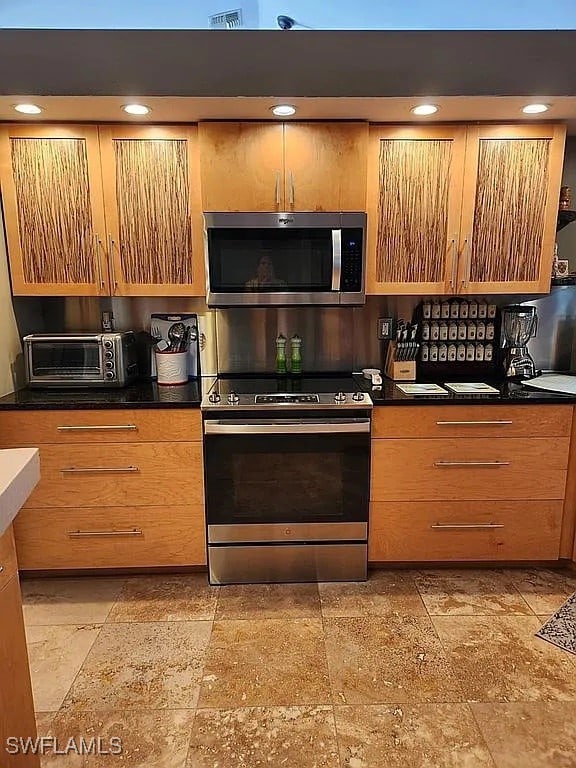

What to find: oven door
left=205, top=212, right=349, bottom=306
left=204, top=417, right=370, bottom=543
left=25, top=336, right=105, bottom=386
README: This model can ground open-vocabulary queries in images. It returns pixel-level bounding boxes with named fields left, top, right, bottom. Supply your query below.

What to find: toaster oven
left=24, top=332, right=138, bottom=388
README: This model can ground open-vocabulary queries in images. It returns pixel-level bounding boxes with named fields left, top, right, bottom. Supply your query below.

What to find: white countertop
left=0, top=448, right=39, bottom=536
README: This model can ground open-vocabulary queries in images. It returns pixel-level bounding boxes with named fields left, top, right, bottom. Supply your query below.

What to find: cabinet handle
left=289, top=171, right=295, bottom=205
left=57, top=424, right=137, bottom=432
left=61, top=466, right=140, bottom=474
left=434, top=460, right=510, bottom=467
left=94, top=234, right=105, bottom=291
left=108, top=234, right=118, bottom=294
left=68, top=529, right=143, bottom=538
left=449, top=235, right=458, bottom=290
left=431, top=523, right=504, bottom=530
left=275, top=171, right=281, bottom=206
left=0, top=565, right=3, bottom=573
left=461, top=234, right=472, bottom=287
left=436, top=420, right=513, bottom=426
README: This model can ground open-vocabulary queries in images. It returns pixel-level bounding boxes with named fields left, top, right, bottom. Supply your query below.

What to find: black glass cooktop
left=212, top=375, right=361, bottom=396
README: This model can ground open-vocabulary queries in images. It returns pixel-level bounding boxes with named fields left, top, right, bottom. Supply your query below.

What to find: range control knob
left=105, top=361, right=114, bottom=370
left=352, top=392, right=365, bottom=401
left=208, top=392, right=221, bottom=404
left=105, top=371, right=115, bottom=380
left=103, top=340, right=113, bottom=349
left=334, top=391, right=347, bottom=403
left=228, top=391, right=240, bottom=405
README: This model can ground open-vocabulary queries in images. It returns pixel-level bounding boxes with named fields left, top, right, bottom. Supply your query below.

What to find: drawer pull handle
left=436, top=421, right=513, bottom=426
left=434, top=460, right=510, bottom=467
left=68, top=529, right=143, bottom=538
left=431, top=523, right=504, bottom=530
left=61, top=466, right=140, bottom=474
left=57, top=425, right=137, bottom=432
left=0, top=565, right=3, bottom=573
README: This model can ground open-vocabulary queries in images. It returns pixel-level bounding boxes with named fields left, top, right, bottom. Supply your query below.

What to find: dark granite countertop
left=362, top=378, right=576, bottom=406
left=0, top=379, right=207, bottom=410
left=0, top=376, right=574, bottom=410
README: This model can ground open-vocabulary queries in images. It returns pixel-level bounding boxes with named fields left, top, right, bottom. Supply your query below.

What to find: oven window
left=205, top=433, right=369, bottom=524
left=31, top=342, right=101, bottom=377
left=207, top=228, right=333, bottom=293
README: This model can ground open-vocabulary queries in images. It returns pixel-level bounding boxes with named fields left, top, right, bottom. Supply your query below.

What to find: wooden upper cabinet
left=283, top=122, right=367, bottom=211
left=199, top=122, right=283, bottom=211
left=0, top=125, right=108, bottom=296
left=367, top=125, right=467, bottom=295
left=99, top=125, right=205, bottom=296
left=199, top=121, right=368, bottom=211
left=458, top=124, right=566, bottom=294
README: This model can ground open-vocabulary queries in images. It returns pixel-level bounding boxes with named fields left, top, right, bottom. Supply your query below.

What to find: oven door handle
left=331, top=229, right=342, bottom=291
left=204, top=419, right=370, bottom=435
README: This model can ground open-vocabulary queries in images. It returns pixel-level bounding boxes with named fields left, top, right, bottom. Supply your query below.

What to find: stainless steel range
left=201, top=376, right=372, bottom=585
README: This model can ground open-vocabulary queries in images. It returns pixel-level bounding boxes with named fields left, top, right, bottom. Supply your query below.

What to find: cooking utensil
left=167, top=322, right=186, bottom=352
left=178, top=326, right=191, bottom=353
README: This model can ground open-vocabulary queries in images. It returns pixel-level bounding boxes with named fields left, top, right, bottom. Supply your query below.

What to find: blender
left=501, top=305, right=539, bottom=380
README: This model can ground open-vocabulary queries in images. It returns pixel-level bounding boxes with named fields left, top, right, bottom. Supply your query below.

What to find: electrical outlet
left=377, top=317, right=394, bottom=340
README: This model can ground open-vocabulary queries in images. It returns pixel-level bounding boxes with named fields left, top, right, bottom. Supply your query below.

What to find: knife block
left=385, top=342, right=417, bottom=381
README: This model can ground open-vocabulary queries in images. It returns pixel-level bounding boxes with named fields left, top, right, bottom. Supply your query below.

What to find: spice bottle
left=275, top=333, right=287, bottom=375
left=290, top=334, right=302, bottom=375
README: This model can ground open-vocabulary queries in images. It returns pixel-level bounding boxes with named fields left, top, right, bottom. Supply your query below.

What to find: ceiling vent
left=209, top=9, right=243, bottom=28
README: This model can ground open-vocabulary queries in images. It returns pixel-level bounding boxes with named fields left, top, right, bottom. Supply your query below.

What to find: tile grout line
left=467, top=702, right=502, bottom=768
left=43, top=621, right=106, bottom=718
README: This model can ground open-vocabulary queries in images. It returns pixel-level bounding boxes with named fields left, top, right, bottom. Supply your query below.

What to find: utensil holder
left=385, top=343, right=417, bottom=381
left=155, top=351, right=188, bottom=385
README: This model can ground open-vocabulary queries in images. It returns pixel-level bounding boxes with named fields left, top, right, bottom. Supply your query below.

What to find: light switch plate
left=377, top=317, right=394, bottom=340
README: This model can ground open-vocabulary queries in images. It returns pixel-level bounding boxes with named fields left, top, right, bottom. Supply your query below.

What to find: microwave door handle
left=331, top=229, right=342, bottom=291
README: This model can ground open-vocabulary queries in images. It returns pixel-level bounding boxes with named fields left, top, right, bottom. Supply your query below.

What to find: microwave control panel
left=340, top=229, right=364, bottom=292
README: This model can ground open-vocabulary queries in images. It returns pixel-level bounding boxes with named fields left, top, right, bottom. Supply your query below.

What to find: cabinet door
left=198, top=122, right=284, bottom=211
left=367, top=125, right=467, bottom=295
left=283, top=122, right=368, bottom=211
left=99, top=126, right=205, bottom=296
left=0, top=125, right=108, bottom=296
left=458, top=124, right=566, bottom=294
left=0, top=577, right=39, bottom=766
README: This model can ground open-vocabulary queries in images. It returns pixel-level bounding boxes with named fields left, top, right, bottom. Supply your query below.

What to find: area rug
left=536, top=593, right=576, bottom=655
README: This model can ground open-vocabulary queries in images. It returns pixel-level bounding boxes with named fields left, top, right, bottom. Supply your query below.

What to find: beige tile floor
left=20, top=568, right=576, bottom=767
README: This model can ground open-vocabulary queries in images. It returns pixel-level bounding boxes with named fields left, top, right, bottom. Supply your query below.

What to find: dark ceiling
left=0, top=29, right=575, bottom=98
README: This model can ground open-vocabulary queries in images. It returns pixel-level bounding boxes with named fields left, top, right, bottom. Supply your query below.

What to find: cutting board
left=522, top=374, right=576, bottom=395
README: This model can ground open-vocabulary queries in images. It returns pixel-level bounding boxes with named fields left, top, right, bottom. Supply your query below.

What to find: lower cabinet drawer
left=368, top=501, right=563, bottom=562
left=13, top=506, right=207, bottom=569
left=371, top=437, right=569, bottom=501
left=25, top=442, right=204, bottom=508
left=0, top=408, right=202, bottom=445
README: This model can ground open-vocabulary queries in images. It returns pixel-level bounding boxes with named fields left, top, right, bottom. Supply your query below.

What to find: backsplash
left=12, top=293, right=542, bottom=380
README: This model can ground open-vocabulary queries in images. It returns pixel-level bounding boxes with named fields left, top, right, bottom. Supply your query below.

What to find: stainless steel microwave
left=205, top=212, right=366, bottom=307
left=24, top=332, right=138, bottom=388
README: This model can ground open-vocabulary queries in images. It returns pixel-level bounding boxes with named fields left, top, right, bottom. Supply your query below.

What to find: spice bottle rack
left=415, top=298, right=501, bottom=380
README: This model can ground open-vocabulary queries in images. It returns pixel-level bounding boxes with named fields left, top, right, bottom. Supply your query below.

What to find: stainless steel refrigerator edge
left=523, top=285, right=576, bottom=372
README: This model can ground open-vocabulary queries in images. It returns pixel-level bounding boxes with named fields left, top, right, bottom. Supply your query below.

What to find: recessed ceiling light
left=14, top=103, right=42, bottom=115
left=522, top=103, right=549, bottom=114
left=271, top=105, right=296, bottom=117
left=122, top=104, right=151, bottom=116
left=411, top=104, right=439, bottom=116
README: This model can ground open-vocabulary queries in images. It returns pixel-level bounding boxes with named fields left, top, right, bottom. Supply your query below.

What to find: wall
left=558, top=136, right=576, bottom=270
left=0, top=219, right=22, bottom=395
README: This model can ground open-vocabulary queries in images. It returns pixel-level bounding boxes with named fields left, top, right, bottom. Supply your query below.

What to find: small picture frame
left=555, top=259, right=570, bottom=277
